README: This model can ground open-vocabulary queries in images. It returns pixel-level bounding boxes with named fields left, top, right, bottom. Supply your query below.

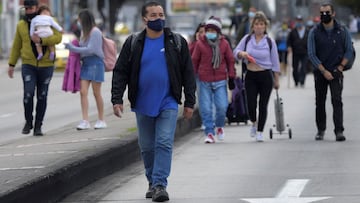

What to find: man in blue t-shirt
left=111, top=1, right=196, bottom=202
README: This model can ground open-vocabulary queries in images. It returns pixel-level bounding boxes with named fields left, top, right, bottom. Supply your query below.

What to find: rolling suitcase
left=269, top=90, right=292, bottom=139
left=226, top=77, right=249, bottom=125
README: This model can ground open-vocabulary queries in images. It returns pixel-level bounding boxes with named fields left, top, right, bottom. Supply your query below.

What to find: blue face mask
left=205, top=32, right=217, bottom=40
left=147, top=18, right=165, bottom=32
left=248, top=11, right=255, bottom=18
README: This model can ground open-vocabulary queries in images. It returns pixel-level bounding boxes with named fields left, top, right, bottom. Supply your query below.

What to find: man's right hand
left=113, top=104, right=123, bottom=118
left=323, top=70, right=334, bottom=80
left=8, top=66, right=14, bottom=78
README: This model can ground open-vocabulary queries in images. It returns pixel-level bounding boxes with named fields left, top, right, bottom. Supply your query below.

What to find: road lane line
left=0, top=166, right=45, bottom=171
left=0, top=150, right=78, bottom=158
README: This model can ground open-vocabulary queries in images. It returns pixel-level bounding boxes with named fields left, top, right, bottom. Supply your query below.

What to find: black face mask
left=320, top=14, right=332, bottom=24
left=25, top=13, right=37, bottom=21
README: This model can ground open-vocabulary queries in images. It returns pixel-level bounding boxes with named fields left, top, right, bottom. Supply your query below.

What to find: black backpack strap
left=171, top=33, right=182, bottom=52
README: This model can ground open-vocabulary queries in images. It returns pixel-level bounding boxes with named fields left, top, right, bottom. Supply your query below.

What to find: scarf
left=207, top=38, right=221, bottom=69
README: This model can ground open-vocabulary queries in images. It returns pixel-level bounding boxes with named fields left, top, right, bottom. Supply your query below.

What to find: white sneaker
left=77, top=120, right=91, bottom=130
left=256, top=133, right=264, bottom=142
left=250, top=126, right=257, bottom=137
left=204, top=133, right=215, bottom=144
left=94, top=120, right=107, bottom=129
left=216, top=127, right=225, bottom=141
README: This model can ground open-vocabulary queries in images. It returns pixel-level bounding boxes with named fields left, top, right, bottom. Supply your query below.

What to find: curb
left=0, top=110, right=201, bottom=203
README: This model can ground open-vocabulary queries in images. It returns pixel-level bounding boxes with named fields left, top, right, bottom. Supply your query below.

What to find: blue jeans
left=21, top=64, right=54, bottom=123
left=198, top=80, right=228, bottom=135
left=135, top=109, right=178, bottom=187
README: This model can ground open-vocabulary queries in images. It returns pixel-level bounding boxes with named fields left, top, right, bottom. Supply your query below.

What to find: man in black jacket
left=111, top=1, right=196, bottom=202
left=308, top=3, right=353, bottom=142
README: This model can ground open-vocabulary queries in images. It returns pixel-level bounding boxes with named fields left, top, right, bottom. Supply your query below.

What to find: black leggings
left=245, top=70, right=273, bottom=132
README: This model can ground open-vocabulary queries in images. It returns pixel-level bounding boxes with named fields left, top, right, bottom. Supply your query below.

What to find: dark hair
left=78, top=9, right=96, bottom=41
left=37, top=5, right=51, bottom=15
left=141, top=1, right=163, bottom=17
left=321, top=2, right=334, bottom=13
left=192, top=22, right=205, bottom=40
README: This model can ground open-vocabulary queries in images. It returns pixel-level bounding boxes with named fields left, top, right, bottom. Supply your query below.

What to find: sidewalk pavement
left=0, top=95, right=201, bottom=203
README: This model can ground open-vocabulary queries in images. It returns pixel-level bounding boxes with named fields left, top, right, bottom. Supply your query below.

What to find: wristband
left=339, top=64, right=345, bottom=68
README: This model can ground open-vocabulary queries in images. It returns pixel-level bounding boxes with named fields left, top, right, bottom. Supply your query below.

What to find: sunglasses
left=320, top=11, right=331, bottom=15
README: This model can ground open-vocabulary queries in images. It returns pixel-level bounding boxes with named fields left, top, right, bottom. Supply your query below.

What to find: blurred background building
left=0, top=0, right=356, bottom=59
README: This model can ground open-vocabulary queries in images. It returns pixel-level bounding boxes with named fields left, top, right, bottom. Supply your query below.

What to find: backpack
left=102, top=36, right=117, bottom=72
left=244, top=34, right=272, bottom=51
left=313, top=24, right=355, bottom=71
left=241, top=34, right=273, bottom=74
left=130, top=32, right=182, bottom=53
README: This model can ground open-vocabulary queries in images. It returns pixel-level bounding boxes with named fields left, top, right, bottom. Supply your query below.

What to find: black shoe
left=315, top=131, right=324, bottom=140
left=22, top=122, right=33, bottom=134
left=145, top=184, right=153, bottom=198
left=152, top=186, right=169, bottom=202
left=33, top=122, right=44, bottom=136
left=335, top=132, right=346, bottom=142
left=33, top=128, right=44, bottom=136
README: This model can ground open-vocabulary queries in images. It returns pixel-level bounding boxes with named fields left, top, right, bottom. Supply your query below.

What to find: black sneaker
left=145, top=184, right=153, bottom=198
left=335, top=132, right=346, bottom=142
left=22, top=122, right=33, bottom=134
left=33, top=128, right=44, bottom=136
left=315, top=131, right=324, bottom=140
left=152, top=186, right=169, bottom=202
left=33, top=122, right=44, bottom=136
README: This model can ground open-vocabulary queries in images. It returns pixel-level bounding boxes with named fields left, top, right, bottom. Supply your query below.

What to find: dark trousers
left=314, top=70, right=344, bottom=134
left=245, top=70, right=273, bottom=132
left=292, top=54, right=308, bottom=86
left=21, top=64, right=54, bottom=124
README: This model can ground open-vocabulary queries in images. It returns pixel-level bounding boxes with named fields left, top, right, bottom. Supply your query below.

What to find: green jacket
left=8, top=19, right=62, bottom=67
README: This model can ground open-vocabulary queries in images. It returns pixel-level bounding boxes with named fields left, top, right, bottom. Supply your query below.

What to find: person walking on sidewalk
left=287, top=15, right=309, bottom=87
left=233, top=11, right=280, bottom=142
left=191, top=16, right=236, bottom=143
left=65, top=9, right=107, bottom=130
left=111, top=1, right=196, bottom=202
left=307, top=2, right=353, bottom=141
left=7, top=0, right=62, bottom=136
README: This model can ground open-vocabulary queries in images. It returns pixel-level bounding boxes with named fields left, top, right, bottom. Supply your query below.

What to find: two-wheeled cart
left=269, top=90, right=292, bottom=139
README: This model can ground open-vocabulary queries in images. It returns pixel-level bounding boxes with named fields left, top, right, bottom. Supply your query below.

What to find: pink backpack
left=102, top=36, right=117, bottom=72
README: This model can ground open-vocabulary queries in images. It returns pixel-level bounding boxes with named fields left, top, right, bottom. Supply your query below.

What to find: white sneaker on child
left=77, top=120, right=91, bottom=130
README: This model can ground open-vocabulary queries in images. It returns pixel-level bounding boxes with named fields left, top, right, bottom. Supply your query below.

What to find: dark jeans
left=245, top=70, right=273, bottom=132
left=21, top=64, right=54, bottom=124
left=292, top=54, right=308, bottom=86
left=314, top=70, right=344, bottom=134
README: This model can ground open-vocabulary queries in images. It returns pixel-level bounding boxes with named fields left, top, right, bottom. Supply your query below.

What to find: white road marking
left=0, top=112, right=16, bottom=119
left=14, top=137, right=121, bottom=148
left=0, top=150, right=78, bottom=158
left=241, top=179, right=331, bottom=203
left=0, top=166, right=45, bottom=171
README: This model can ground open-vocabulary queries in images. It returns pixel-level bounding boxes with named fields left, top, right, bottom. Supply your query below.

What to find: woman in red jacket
left=192, top=16, right=236, bottom=143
